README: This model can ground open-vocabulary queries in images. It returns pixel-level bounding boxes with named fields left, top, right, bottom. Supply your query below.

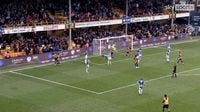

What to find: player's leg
left=174, top=72, right=177, bottom=78
left=57, top=59, right=59, bottom=64
left=136, top=63, right=138, bottom=68
left=86, top=65, right=89, bottom=73
left=172, top=71, right=174, bottom=78
left=180, top=58, right=183, bottom=63
left=111, top=52, right=113, bottom=58
left=139, top=87, right=143, bottom=95
left=167, top=106, right=170, bottom=112
left=107, top=58, right=110, bottom=65
left=138, top=87, right=141, bottom=95
left=166, top=105, right=170, bottom=112
left=163, top=105, right=167, bottom=112
left=126, top=52, right=128, bottom=56
left=139, top=55, right=142, bottom=62
left=166, top=56, right=169, bottom=62
left=58, top=59, right=60, bottom=64
left=136, top=62, right=139, bottom=68
left=138, top=58, right=140, bottom=64
left=109, top=60, right=111, bottom=65
left=177, top=58, right=181, bottom=63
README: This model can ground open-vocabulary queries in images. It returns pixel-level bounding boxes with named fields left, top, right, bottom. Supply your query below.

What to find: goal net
left=93, top=35, right=134, bottom=56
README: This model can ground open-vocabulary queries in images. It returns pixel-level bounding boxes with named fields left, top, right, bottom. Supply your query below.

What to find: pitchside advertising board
left=190, top=13, right=200, bottom=26
left=0, top=48, right=85, bottom=67
left=122, top=17, right=131, bottom=24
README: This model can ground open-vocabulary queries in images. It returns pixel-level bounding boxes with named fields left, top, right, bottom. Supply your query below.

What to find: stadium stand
left=0, top=0, right=179, bottom=26
left=0, top=22, right=190, bottom=59
left=0, top=0, right=195, bottom=59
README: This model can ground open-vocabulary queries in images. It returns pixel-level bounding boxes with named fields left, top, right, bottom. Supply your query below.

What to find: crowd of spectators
left=0, top=0, right=195, bottom=59
left=0, top=32, right=68, bottom=58
left=0, top=0, right=56, bottom=27
left=0, top=0, right=176, bottom=27
left=72, top=27, right=124, bottom=47
left=128, top=0, right=171, bottom=17
left=0, top=21, right=191, bottom=59
left=72, top=23, right=192, bottom=49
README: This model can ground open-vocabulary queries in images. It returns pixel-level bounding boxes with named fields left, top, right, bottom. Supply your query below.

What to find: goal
left=93, top=35, right=134, bottom=56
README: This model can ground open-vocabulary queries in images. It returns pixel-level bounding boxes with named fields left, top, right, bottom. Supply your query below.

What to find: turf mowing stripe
left=9, top=71, right=99, bottom=94
left=97, top=67, right=200, bottom=94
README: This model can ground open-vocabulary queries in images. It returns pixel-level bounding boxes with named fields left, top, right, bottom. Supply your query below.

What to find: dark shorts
left=163, top=104, right=169, bottom=109
left=55, top=58, right=58, bottom=61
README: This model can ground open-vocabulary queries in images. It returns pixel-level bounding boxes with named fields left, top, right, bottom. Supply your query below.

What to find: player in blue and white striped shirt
left=84, top=52, right=88, bottom=65
left=138, top=78, right=144, bottom=95
left=85, top=59, right=90, bottom=73
left=138, top=48, right=142, bottom=63
left=167, top=43, right=171, bottom=53
left=166, top=50, right=170, bottom=62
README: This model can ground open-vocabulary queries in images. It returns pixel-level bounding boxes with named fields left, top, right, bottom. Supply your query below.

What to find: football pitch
left=0, top=39, right=200, bottom=112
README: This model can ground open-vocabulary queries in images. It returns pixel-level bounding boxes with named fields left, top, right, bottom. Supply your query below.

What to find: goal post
left=93, top=35, right=134, bottom=56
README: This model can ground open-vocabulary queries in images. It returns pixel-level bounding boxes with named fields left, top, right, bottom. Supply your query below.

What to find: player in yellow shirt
left=126, top=45, right=132, bottom=57
left=162, top=94, right=170, bottom=112
left=177, top=51, right=183, bottom=64
left=133, top=54, right=139, bottom=68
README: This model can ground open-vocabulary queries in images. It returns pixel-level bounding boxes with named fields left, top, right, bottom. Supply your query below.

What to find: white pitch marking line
left=180, top=74, right=200, bottom=77
left=9, top=71, right=99, bottom=94
left=0, top=38, right=199, bottom=75
left=97, top=67, right=200, bottom=94
left=0, top=55, right=98, bottom=75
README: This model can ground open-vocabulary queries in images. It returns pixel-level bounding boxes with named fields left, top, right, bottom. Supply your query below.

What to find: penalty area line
left=9, top=71, right=99, bottom=94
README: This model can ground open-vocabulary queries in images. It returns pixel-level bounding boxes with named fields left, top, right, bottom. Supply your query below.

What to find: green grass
left=0, top=39, right=200, bottom=112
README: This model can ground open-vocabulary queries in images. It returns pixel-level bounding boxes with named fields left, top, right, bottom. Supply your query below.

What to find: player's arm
left=162, top=97, right=166, bottom=103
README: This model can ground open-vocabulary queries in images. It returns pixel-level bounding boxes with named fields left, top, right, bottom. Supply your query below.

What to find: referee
left=172, top=63, right=177, bottom=78
left=162, top=94, right=170, bottom=112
